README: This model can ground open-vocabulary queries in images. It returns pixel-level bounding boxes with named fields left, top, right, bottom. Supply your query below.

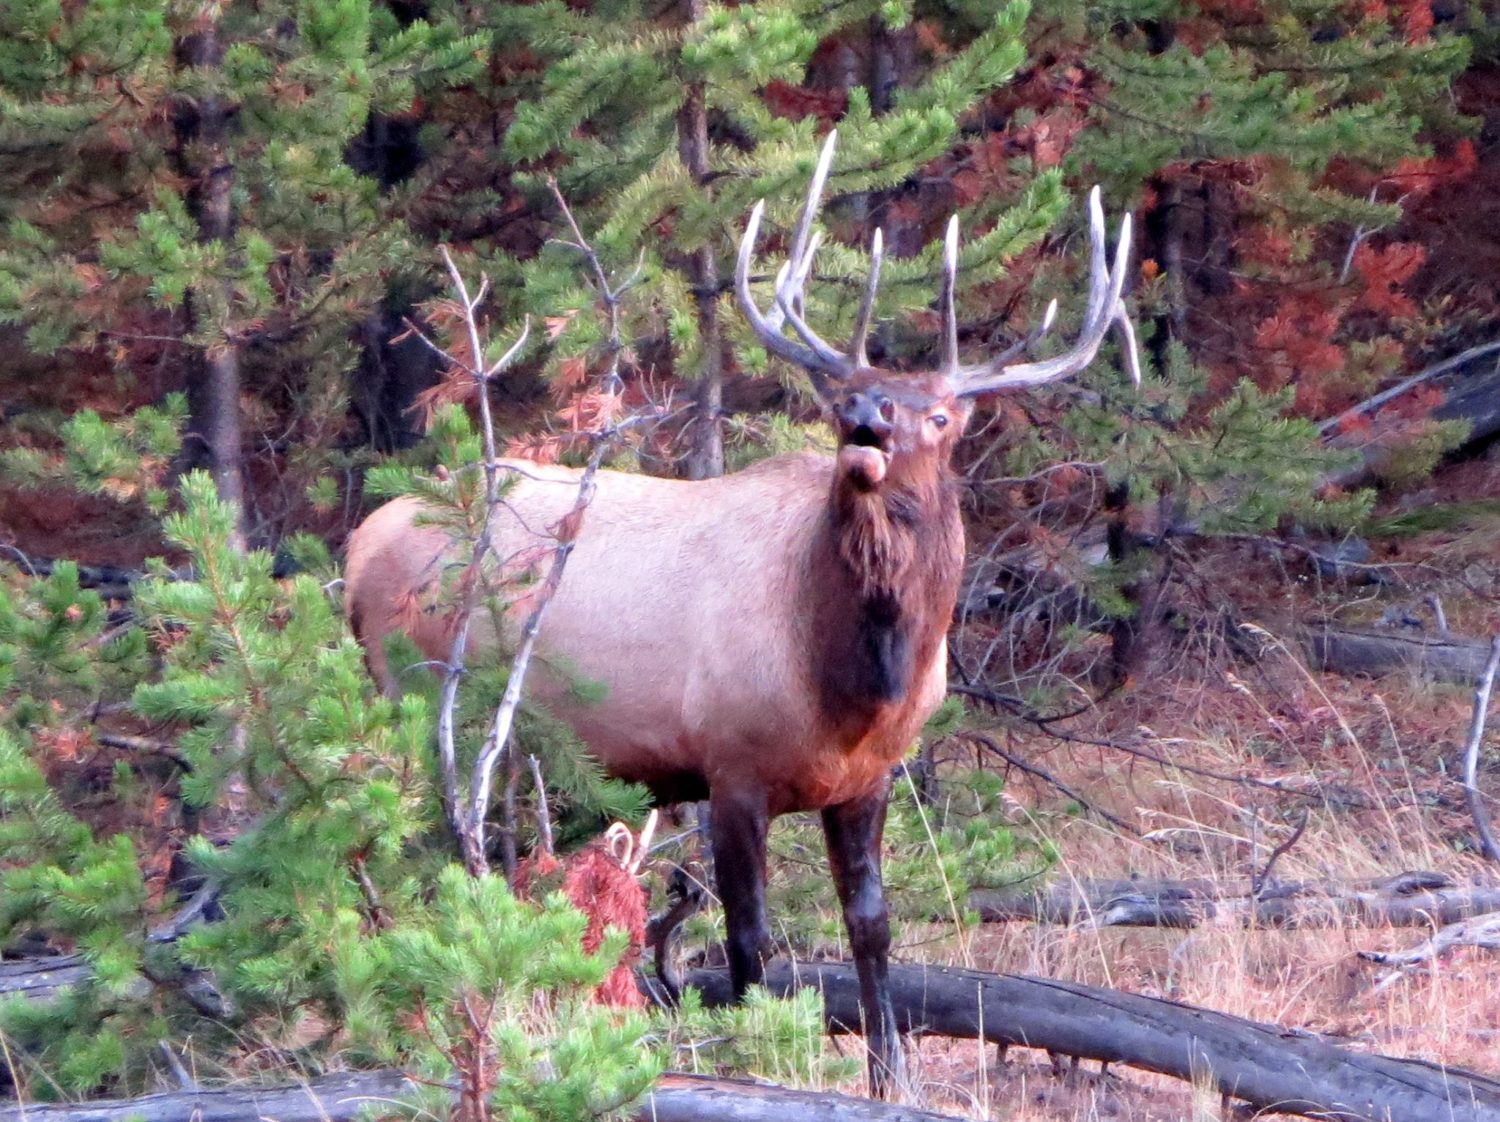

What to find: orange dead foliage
left=513, top=817, right=656, bottom=1009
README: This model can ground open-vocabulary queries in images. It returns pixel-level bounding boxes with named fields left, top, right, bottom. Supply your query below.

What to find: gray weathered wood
left=1296, top=621, right=1497, bottom=685
left=687, top=962, right=1500, bottom=1122
left=971, top=873, right=1500, bottom=928
left=0, top=1072, right=413, bottom=1122
left=0, top=1071, right=963, bottom=1122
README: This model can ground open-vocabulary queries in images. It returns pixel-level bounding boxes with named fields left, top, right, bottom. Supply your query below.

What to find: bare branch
left=528, top=754, right=554, bottom=860
left=967, top=732, right=1140, bottom=835
left=1462, top=635, right=1500, bottom=864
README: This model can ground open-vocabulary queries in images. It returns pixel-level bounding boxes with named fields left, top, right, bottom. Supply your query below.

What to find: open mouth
left=847, top=424, right=889, bottom=450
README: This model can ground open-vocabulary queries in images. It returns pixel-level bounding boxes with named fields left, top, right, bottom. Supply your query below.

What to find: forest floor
left=843, top=451, right=1500, bottom=1119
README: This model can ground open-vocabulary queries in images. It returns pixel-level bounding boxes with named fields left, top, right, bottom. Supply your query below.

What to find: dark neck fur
left=807, top=470, right=964, bottom=721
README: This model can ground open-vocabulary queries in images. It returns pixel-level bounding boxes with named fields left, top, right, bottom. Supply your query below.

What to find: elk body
left=344, top=132, right=1137, bottom=1095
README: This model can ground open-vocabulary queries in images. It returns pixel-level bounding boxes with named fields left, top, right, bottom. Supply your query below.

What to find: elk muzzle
left=835, top=391, right=894, bottom=491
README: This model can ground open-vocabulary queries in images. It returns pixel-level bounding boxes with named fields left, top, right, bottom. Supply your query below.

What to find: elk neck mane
left=805, top=458, right=964, bottom=720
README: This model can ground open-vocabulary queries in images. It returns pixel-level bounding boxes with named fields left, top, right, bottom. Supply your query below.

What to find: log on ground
left=1294, top=622, right=1496, bottom=686
left=970, top=872, right=1500, bottom=928
left=0, top=1071, right=965, bottom=1122
left=687, top=961, right=1500, bottom=1122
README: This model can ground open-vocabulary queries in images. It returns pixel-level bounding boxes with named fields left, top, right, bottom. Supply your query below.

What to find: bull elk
left=343, top=131, right=1139, bottom=1094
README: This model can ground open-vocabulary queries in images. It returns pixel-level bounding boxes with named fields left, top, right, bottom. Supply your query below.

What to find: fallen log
left=961, top=547, right=1497, bottom=687
left=0, top=954, right=92, bottom=1002
left=7, top=959, right=1498, bottom=1122
left=1294, top=621, right=1496, bottom=686
left=0, top=1072, right=412, bottom=1122
left=970, top=872, right=1500, bottom=929
left=0, top=1070, right=963, bottom=1122
left=1360, top=911, right=1500, bottom=969
left=10, top=871, right=1497, bottom=1007
left=688, top=961, right=1500, bottom=1122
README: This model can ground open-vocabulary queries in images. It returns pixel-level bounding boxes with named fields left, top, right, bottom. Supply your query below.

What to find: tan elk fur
left=343, top=412, right=965, bottom=817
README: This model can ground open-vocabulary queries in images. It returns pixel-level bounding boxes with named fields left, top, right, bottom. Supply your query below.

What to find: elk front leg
left=710, top=786, right=771, bottom=996
left=822, top=776, right=905, bottom=1097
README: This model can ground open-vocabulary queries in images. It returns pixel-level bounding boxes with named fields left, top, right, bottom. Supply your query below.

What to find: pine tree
left=0, top=0, right=485, bottom=543
left=1, top=473, right=657, bottom=1105
left=429, top=0, right=1066, bottom=477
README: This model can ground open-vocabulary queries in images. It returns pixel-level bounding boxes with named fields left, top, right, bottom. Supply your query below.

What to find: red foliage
left=1396, top=0, right=1434, bottom=41
left=1234, top=225, right=1295, bottom=269
left=1352, top=241, right=1426, bottom=319
left=763, top=80, right=846, bottom=124
left=513, top=817, right=656, bottom=1009
left=1250, top=297, right=1347, bottom=409
left=1386, top=140, right=1478, bottom=198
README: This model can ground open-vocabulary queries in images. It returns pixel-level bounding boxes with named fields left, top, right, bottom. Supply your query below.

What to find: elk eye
left=930, top=413, right=949, bottom=429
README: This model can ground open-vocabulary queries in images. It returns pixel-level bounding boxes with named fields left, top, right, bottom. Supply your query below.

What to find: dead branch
left=1360, top=910, right=1500, bottom=969
left=1251, top=807, right=1309, bottom=898
left=1462, top=635, right=1500, bottom=864
left=966, top=732, right=1140, bottom=834
left=1318, top=337, right=1500, bottom=437
left=417, top=216, right=646, bottom=876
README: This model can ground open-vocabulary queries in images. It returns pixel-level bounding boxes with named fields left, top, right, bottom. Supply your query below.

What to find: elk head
left=736, top=131, right=1141, bottom=490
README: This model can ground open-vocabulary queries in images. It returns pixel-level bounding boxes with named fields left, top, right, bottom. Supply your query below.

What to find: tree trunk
left=676, top=0, right=723, bottom=481
left=171, top=24, right=246, bottom=549
left=1105, top=483, right=1171, bottom=683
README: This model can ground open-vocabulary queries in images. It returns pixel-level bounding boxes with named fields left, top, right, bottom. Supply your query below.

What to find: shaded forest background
left=2, top=0, right=1496, bottom=569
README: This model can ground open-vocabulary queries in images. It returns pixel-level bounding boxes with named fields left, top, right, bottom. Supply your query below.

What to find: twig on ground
left=1462, top=636, right=1500, bottom=864
left=95, top=733, right=192, bottom=772
left=1252, top=807, right=1310, bottom=898
left=967, top=732, right=1140, bottom=835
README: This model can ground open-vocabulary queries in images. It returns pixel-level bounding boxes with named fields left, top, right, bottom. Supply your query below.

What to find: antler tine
left=988, top=298, right=1058, bottom=366
left=850, top=227, right=883, bottom=369
left=734, top=132, right=855, bottom=393
left=953, top=186, right=1141, bottom=396
left=737, top=201, right=831, bottom=374
left=941, top=215, right=961, bottom=376
left=775, top=231, right=852, bottom=371
left=787, top=132, right=838, bottom=283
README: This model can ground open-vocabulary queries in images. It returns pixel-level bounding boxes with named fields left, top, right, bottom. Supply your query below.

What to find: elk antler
left=737, top=131, right=1142, bottom=399
left=737, top=132, right=880, bottom=396
left=948, top=186, right=1141, bottom=396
